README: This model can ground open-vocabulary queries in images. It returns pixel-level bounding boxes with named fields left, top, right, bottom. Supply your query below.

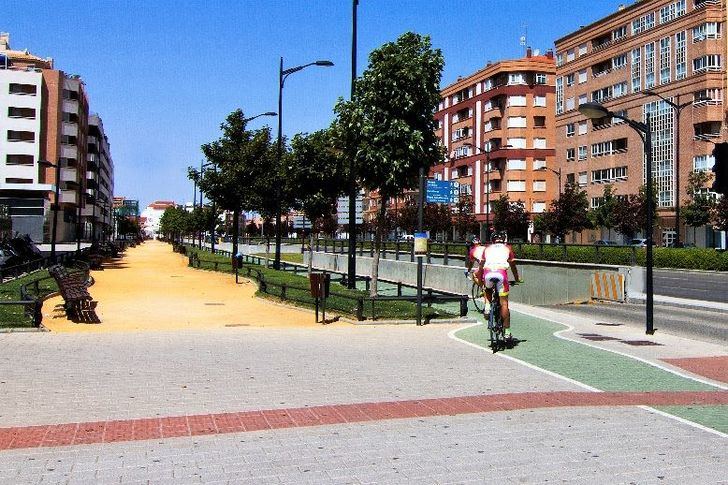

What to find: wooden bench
left=48, top=265, right=98, bottom=319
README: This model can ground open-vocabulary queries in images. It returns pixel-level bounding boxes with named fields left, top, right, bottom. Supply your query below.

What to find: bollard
left=356, top=298, right=364, bottom=321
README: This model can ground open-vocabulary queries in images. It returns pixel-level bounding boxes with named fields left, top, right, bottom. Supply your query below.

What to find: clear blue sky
left=4, top=0, right=623, bottom=209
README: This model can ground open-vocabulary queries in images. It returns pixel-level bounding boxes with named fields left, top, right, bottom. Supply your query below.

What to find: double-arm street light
left=346, top=0, right=359, bottom=289
left=579, top=102, right=655, bottom=335
left=643, top=90, right=709, bottom=247
left=275, top=57, right=334, bottom=270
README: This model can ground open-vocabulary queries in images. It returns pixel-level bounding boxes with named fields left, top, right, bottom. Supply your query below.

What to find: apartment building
left=555, top=0, right=725, bottom=246
left=0, top=32, right=114, bottom=244
left=432, top=49, right=557, bottom=240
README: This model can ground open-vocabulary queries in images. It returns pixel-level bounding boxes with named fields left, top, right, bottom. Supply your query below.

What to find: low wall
left=308, top=252, right=632, bottom=305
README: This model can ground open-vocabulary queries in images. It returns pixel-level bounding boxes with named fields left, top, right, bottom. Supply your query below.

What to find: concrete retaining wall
left=307, top=252, right=633, bottom=305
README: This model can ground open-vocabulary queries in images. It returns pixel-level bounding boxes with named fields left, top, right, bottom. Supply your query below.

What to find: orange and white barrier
left=590, top=272, right=625, bottom=302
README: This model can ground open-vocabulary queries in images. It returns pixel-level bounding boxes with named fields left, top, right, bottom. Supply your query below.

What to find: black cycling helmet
left=471, top=235, right=481, bottom=245
left=491, top=231, right=507, bottom=243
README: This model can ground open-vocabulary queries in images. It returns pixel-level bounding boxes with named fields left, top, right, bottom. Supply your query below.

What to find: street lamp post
left=275, top=57, right=334, bottom=270
left=537, top=166, right=562, bottom=196
left=38, top=159, right=61, bottom=261
left=463, top=142, right=511, bottom=242
left=580, top=102, right=655, bottom=335
left=643, top=90, right=706, bottom=247
left=346, top=0, right=359, bottom=289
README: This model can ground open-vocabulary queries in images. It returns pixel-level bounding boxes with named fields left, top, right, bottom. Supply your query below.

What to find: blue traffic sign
left=426, top=180, right=459, bottom=203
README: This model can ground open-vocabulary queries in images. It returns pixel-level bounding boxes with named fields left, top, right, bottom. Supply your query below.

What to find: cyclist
left=480, top=231, right=520, bottom=343
left=465, top=235, right=486, bottom=283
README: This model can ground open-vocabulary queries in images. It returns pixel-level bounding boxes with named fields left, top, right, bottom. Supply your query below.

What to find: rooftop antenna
left=519, top=24, right=527, bottom=54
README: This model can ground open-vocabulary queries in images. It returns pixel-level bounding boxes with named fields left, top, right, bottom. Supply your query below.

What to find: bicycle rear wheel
left=471, top=282, right=484, bottom=312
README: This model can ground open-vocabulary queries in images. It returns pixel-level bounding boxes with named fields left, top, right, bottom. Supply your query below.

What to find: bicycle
left=484, top=278, right=520, bottom=353
left=470, top=279, right=484, bottom=313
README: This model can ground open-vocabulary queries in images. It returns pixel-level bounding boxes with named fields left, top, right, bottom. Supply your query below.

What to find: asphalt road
left=654, top=268, right=728, bottom=303
left=546, top=300, right=727, bottom=345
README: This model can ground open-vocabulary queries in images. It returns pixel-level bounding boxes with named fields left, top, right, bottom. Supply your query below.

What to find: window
left=62, top=112, right=79, bottom=123
left=532, top=180, right=546, bottom=192
left=578, top=146, right=587, bottom=161
left=507, top=180, right=526, bottom=192
left=533, top=95, right=546, bottom=107
left=507, top=116, right=527, bottom=128
left=578, top=94, right=587, bottom=106
left=567, top=49, right=575, bottom=62
left=533, top=116, right=546, bottom=127
left=7, top=130, right=35, bottom=142
left=675, top=31, right=686, bottom=80
left=556, top=77, right=564, bottom=115
left=693, top=22, right=721, bottom=42
left=566, top=173, right=576, bottom=185
left=62, top=89, right=79, bottom=101
left=660, top=37, right=671, bottom=84
left=631, top=48, right=641, bottom=93
left=693, top=154, right=714, bottom=172
left=578, top=44, right=587, bottom=56
left=452, top=87, right=473, bottom=104
left=532, top=202, right=546, bottom=213
left=578, top=171, right=588, bottom=186
left=508, top=73, right=527, bottom=85
left=533, top=159, right=546, bottom=170
left=452, top=145, right=471, bottom=158
left=5, top=178, right=33, bottom=184
left=565, top=97, right=575, bottom=111
left=566, top=148, right=576, bottom=162
left=483, top=78, right=493, bottom=91
left=508, top=95, right=527, bottom=107
left=632, top=12, right=655, bottom=35
left=659, top=0, right=686, bottom=24
left=533, top=138, right=547, bottom=149
left=613, top=25, right=627, bottom=41
left=7, top=107, right=36, bottom=119
left=613, top=54, right=627, bottom=69
left=507, top=137, right=527, bottom=149
left=535, top=73, right=547, bottom=84
left=591, top=138, right=628, bottom=157
left=578, top=121, right=587, bottom=135
left=645, top=43, right=655, bottom=88
left=9, top=83, right=37, bottom=95
left=507, top=159, right=526, bottom=170
left=566, top=73, right=575, bottom=86
left=556, top=53, right=563, bottom=67
left=591, top=166, right=628, bottom=183
left=61, top=135, right=77, bottom=145
left=452, top=127, right=471, bottom=141
left=5, top=154, right=34, bottom=166
left=693, top=55, right=721, bottom=73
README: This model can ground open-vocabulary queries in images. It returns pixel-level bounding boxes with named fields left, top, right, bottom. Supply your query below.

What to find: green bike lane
left=451, top=305, right=728, bottom=435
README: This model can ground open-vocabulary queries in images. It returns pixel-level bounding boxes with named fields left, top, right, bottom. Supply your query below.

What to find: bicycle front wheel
left=471, top=282, right=484, bottom=313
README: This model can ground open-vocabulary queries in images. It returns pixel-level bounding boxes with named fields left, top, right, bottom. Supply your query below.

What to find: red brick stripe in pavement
left=0, top=390, right=725, bottom=451
left=661, top=356, right=728, bottom=384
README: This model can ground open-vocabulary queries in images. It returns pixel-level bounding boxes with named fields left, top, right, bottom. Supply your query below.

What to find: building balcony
left=61, top=167, right=77, bottom=183
left=60, top=145, right=77, bottom=160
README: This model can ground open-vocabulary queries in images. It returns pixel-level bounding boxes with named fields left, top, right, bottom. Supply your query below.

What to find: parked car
left=594, top=240, right=618, bottom=246
left=399, top=234, right=414, bottom=242
left=630, top=238, right=656, bottom=247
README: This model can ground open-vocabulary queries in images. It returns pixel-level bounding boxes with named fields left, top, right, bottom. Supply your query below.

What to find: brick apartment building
left=431, top=49, right=557, bottom=240
left=555, top=0, right=725, bottom=247
left=0, top=33, right=113, bottom=244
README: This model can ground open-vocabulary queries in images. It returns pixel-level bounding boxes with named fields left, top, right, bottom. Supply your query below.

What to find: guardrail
left=184, top=245, right=468, bottom=322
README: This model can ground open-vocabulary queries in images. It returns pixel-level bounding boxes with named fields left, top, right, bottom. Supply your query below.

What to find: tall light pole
left=346, top=0, right=359, bottom=289
left=38, top=159, right=61, bottom=261
left=463, top=142, right=511, bottom=242
left=275, top=57, right=334, bottom=270
left=580, top=102, right=655, bottom=335
left=537, top=166, right=562, bottom=196
left=643, top=91, right=708, bottom=246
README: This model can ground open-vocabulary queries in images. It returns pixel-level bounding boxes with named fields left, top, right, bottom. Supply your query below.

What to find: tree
left=194, top=109, right=276, bottom=257
left=589, top=184, right=619, bottom=241
left=491, top=195, right=530, bottom=241
left=425, top=203, right=453, bottom=241
left=285, top=129, right=348, bottom=273
left=683, top=171, right=716, bottom=245
left=613, top=184, right=658, bottom=240
left=711, top=196, right=728, bottom=232
left=116, top=216, right=141, bottom=240
left=159, top=206, right=191, bottom=243
left=333, top=32, right=444, bottom=296
left=453, top=194, right=477, bottom=240
left=539, top=183, right=591, bottom=241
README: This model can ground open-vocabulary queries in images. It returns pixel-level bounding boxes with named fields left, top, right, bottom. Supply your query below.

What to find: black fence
left=184, top=245, right=468, bottom=322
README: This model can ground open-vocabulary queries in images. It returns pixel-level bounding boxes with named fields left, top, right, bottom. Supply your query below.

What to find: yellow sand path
left=41, top=240, right=329, bottom=333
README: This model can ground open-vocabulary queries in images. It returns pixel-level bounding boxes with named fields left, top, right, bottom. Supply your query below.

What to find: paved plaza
left=0, top=241, right=726, bottom=484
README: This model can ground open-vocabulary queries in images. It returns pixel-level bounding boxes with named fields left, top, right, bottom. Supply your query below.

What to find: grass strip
left=185, top=246, right=456, bottom=321
left=0, top=270, right=56, bottom=328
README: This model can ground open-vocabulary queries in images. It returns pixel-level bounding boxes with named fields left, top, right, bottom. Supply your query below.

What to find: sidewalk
left=0, top=240, right=724, bottom=483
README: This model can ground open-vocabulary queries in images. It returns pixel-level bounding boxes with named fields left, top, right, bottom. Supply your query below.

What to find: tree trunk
left=370, top=198, right=387, bottom=297
left=232, top=209, right=240, bottom=257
